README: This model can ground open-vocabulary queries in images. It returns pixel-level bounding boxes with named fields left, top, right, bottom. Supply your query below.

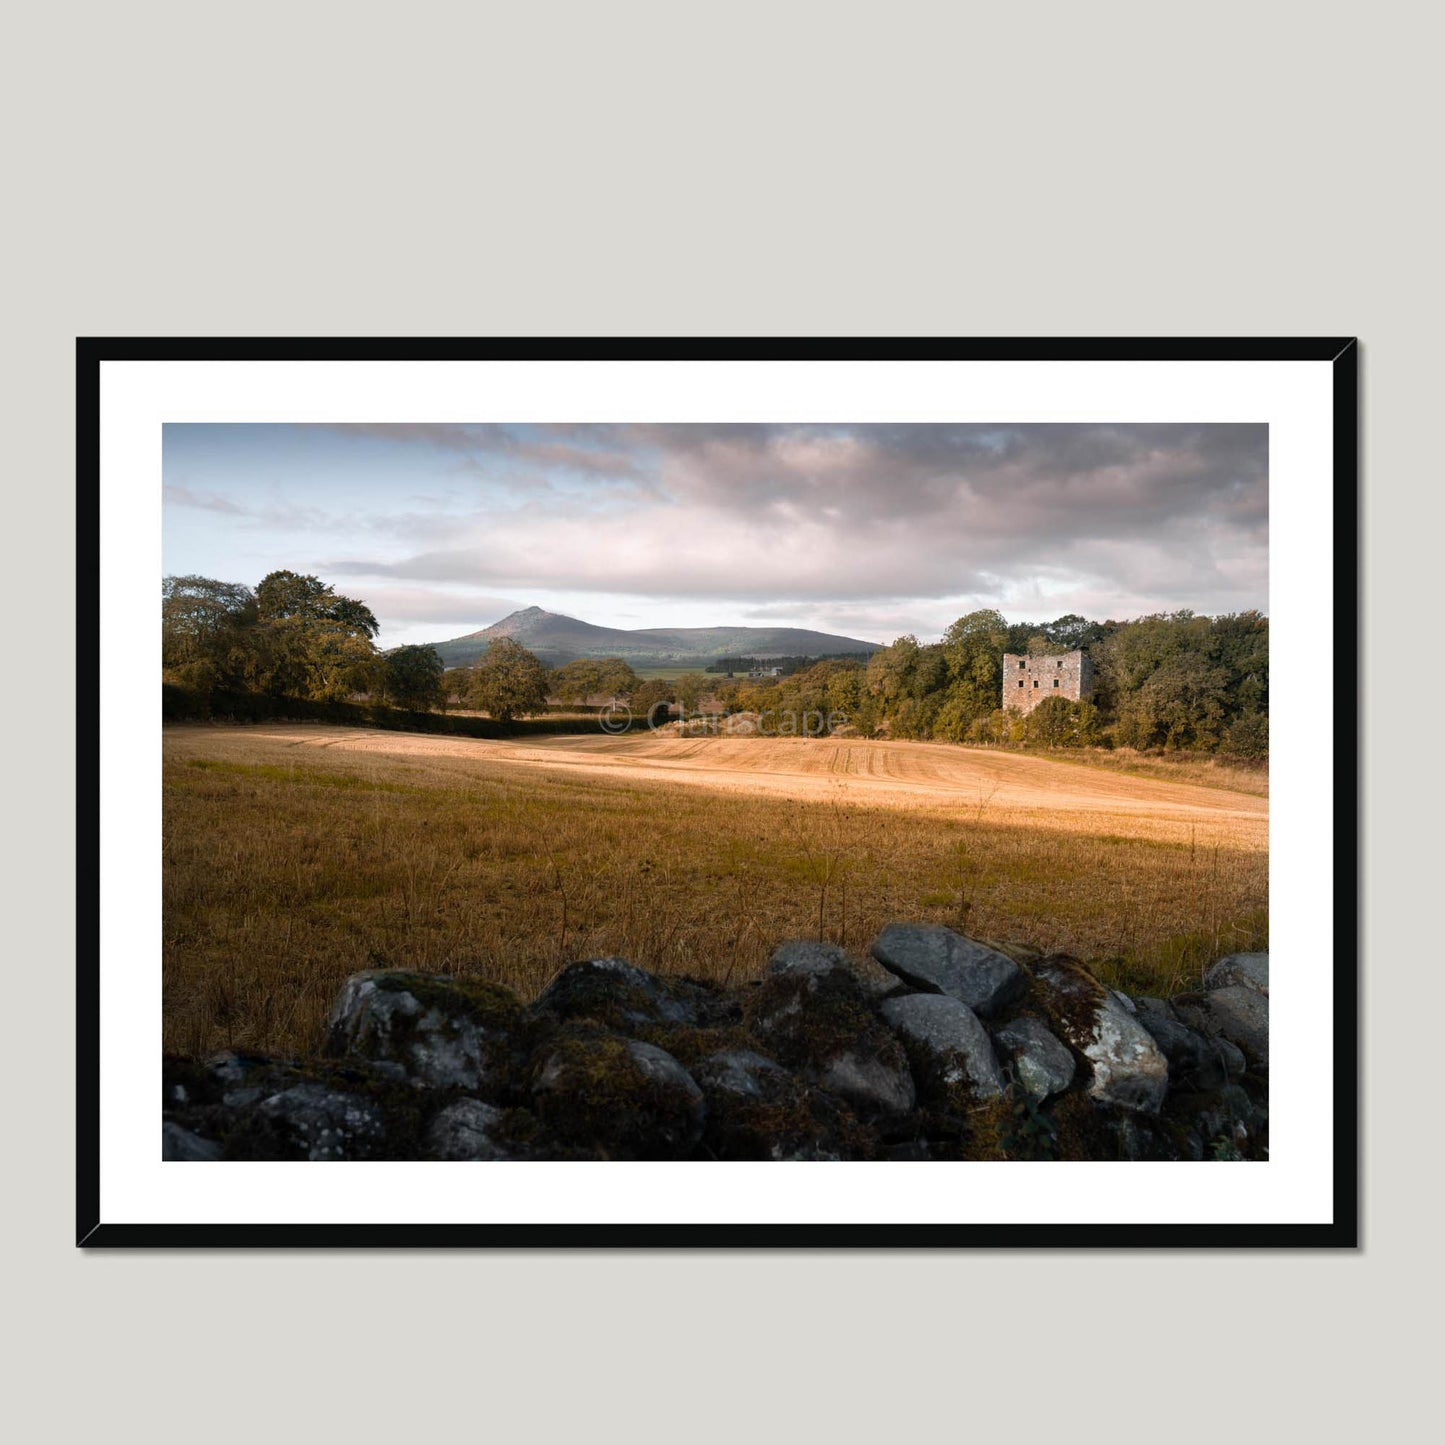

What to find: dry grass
left=1023, top=746, right=1270, bottom=797
left=163, top=725, right=1268, bottom=1056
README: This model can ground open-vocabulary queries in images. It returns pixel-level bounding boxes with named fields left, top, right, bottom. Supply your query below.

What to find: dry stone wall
left=162, top=929, right=1268, bottom=1163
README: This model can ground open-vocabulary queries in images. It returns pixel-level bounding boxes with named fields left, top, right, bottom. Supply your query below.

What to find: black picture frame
left=78, top=336, right=1359, bottom=1248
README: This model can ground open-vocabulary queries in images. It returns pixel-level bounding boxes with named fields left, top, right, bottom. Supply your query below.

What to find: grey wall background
left=7, top=2, right=1432, bottom=1441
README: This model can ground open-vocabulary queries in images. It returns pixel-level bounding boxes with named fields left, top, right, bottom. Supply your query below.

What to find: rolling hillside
left=430, top=606, right=880, bottom=668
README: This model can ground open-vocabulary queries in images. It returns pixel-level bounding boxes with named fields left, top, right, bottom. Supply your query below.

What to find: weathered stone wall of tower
left=1002, top=650, right=1094, bottom=714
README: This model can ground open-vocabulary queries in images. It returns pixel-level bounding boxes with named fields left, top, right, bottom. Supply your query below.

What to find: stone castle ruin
left=1003, top=650, right=1094, bottom=714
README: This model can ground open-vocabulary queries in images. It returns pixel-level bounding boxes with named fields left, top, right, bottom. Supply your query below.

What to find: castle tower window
left=1018, top=660, right=1026, bottom=669
left=1017, top=680, right=1024, bottom=688
left=1033, top=680, right=1039, bottom=688
left=1053, top=679, right=1060, bottom=687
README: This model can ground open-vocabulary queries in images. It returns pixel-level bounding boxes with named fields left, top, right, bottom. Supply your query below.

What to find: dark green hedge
left=162, top=685, right=634, bottom=739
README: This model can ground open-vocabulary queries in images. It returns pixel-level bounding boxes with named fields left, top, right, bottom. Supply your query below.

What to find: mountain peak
left=430, top=608, right=880, bottom=670
left=483, top=606, right=559, bottom=633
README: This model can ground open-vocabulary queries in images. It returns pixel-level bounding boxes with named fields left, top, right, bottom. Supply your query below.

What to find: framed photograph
left=79, top=337, right=1358, bottom=1247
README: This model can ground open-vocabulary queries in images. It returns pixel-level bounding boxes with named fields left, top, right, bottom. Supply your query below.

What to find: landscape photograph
left=160, top=421, right=1270, bottom=1163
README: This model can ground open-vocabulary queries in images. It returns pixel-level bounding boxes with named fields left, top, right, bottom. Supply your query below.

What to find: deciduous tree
left=461, top=637, right=550, bottom=725
left=380, top=645, right=446, bottom=711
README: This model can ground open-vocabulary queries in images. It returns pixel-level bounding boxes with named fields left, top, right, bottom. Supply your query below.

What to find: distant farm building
left=1003, top=650, right=1094, bottom=714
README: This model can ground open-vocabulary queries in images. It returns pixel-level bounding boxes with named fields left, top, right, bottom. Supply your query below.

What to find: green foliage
left=163, top=571, right=382, bottom=701
left=161, top=575, right=260, bottom=690
left=548, top=657, right=642, bottom=704
left=1224, top=711, right=1269, bottom=759
left=942, top=609, right=1007, bottom=691
left=673, top=672, right=711, bottom=713
left=1022, top=695, right=1101, bottom=748
left=630, top=678, right=676, bottom=724
left=747, top=659, right=864, bottom=732
left=459, top=637, right=551, bottom=725
left=999, top=1091, right=1058, bottom=1160
left=853, top=609, right=1266, bottom=756
left=865, top=634, right=922, bottom=703
left=255, top=570, right=379, bottom=638
left=1094, top=611, right=1265, bottom=752
left=379, top=645, right=446, bottom=712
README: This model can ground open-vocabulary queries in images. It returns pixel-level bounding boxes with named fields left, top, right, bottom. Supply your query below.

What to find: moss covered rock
left=164, top=1049, right=438, bottom=1160
left=162, top=938, right=1266, bottom=1161
left=532, top=957, right=737, bottom=1033
left=324, top=970, right=524, bottom=1095
left=691, top=1049, right=873, bottom=1160
left=424, top=1098, right=511, bottom=1160
left=746, top=968, right=915, bottom=1118
left=530, top=1028, right=706, bottom=1159
left=1033, top=956, right=1168, bottom=1114
left=256, top=1082, right=386, bottom=1160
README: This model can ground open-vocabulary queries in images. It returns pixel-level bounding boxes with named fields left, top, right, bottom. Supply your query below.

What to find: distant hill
left=429, top=607, right=880, bottom=669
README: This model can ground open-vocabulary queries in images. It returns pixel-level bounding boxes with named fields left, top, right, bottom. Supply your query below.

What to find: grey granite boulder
left=1033, top=957, right=1169, bottom=1113
left=869, top=924, right=1026, bottom=1018
left=991, top=1016, right=1075, bottom=1102
left=162, top=1121, right=223, bottom=1161
left=1175, top=985, right=1269, bottom=1070
left=1134, top=1004, right=1239, bottom=1090
left=1203, top=952, right=1269, bottom=997
left=1132, top=996, right=1175, bottom=1028
left=847, top=951, right=911, bottom=999
left=259, top=1082, right=385, bottom=1160
left=816, top=1051, right=918, bottom=1117
left=768, top=939, right=850, bottom=980
left=424, top=1099, right=510, bottom=1161
left=880, top=993, right=1005, bottom=1099
left=532, top=957, right=736, bottom=1030
left=325, top=970, right=521, bottom=1093
left=1217, top=1037, right=1248, bottom=1077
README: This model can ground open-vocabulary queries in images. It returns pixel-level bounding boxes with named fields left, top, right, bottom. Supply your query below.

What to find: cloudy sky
left=162, top=423, right=1268, bottom=648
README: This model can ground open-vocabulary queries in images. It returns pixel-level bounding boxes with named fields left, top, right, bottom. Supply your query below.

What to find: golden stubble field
left=162, top=724, right=1268, bottom=1056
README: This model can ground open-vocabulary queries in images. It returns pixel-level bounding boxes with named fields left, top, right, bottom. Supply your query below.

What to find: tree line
left=164, top=577, right=1267, bottom=754
left=163, top=572, right=448, bottom=710
left=490, top=606, right=1267, bottom=755
left=164, top=573, right=662, bottom=726
left=703, top=652, right=872, bottom=677
left=722, top=609, right=1268, bottom=756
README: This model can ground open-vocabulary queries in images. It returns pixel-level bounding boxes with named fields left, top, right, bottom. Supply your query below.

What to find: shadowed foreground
left=163, top=933, right=1269, bottom=1163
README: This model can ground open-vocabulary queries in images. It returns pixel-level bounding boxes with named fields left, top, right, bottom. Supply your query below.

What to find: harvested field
left=163, top=724, right=1268, bottom=1056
